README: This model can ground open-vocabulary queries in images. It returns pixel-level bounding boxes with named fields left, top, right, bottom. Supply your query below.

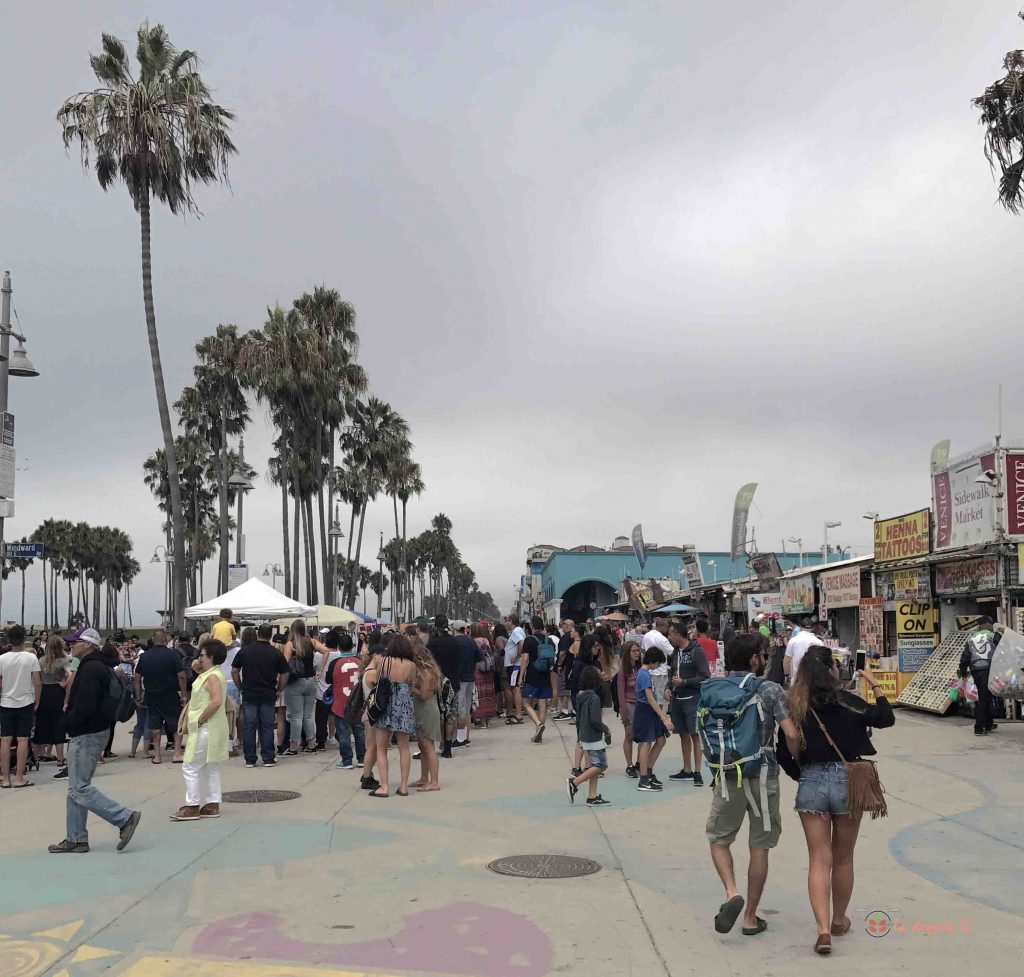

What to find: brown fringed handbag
left=810, top=708, right=888, bottom=819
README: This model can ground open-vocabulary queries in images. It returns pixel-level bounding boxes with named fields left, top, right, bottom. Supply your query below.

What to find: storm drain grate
left=222, top=789, right=302, bottom=804
left=487, top=854, right=601, bottom=879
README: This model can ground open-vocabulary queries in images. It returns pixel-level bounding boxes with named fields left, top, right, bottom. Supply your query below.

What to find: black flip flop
left=368, top=790, right=389, bottom=798
left=715, top=895, right=745, bottom=933
left=742, top=917, right=767, bottom=936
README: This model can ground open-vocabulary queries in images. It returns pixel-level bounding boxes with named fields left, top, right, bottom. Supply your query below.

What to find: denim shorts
left=585, top=747, right=608, bottom=770
left=795, top=762, right=849, bottom=815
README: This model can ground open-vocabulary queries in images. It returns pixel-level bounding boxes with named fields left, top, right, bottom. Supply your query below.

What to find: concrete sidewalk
left=0, top=707, right=1020, bottom=977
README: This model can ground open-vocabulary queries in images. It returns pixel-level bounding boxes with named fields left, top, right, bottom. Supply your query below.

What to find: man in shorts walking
left=666, top=620, right=710, bottom=785
left=705, top=634, right=796, bottom=936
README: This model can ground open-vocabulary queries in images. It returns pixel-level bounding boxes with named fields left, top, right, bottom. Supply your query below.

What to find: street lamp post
left=787, top=537, right=804, bottom=568
left=375, top=531, right=385, bottom=620
left=823, top=521, right=841, bottom=562
left=228, top=438, right=254, bottom=567
left=263, top=562, right=284, bottom=591
left=151, top=544, right=174, bottom=627
left=328, top=504, right=344, bottom=606
left=0, top=272, right=40, bottom=620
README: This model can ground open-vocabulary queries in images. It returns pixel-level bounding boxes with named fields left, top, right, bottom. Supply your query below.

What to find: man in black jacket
left=958, top=617, right=1001, bottom=736
left=666, top=621, right=710, bottom=786
left=48, top=627, right=141, bottom=854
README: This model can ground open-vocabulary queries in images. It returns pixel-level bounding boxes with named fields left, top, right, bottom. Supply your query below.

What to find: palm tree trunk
left=349, top=496, right=369, bottom=610
left=140, top=194, right=187, bottom=629
left=281, top=470, right=291, bottom=598
left=306, top=493, right=319, bottom=605
left=127, top=581, right=133, bottom=627
left=290, top=454, right=301, bottom=598
left=300, top=492, right=311, bottom=604
left=219, top=406, right=230, bottom=593
left=41, top=559, right=47, bottom=631
left=193, top=472, right=200, bottom=603
left=326, top=428, right=336, bottom=603
left=316, top=419, right=330, bottom=602
left=344, top=503, right=357, bottom=606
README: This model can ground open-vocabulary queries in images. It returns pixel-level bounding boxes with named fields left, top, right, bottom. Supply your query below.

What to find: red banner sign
left=1005, top=452, right=1024, bottom=537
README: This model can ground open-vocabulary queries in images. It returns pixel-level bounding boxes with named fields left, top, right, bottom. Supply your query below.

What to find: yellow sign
left=896, top=600, right=934, bottom=636
left=874, top=509, right=931, bottom=563
left=862, top=670, right=898, bottom=703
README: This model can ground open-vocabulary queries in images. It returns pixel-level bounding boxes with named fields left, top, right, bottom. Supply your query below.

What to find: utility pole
left=0, top=273, right=10, bottom=620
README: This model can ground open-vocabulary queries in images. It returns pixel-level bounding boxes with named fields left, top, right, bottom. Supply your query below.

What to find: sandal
left=714, top=895, right=745, bottom=934
left=151, top=758, right=162, bottom=765
left=417, top=784, right=440, bottom=792
left=368, top=790, right=389, bottom=798
left=396, top=788, right=408, bottom=796
left=814, top=934, right=832, bottom=955
left=831, top=917, right=852, bottom=936
left=742, top=917, right=768, bottom=936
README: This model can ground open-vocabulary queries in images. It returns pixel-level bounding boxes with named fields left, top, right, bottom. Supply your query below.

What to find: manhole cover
left=222, top=789, right=301, bottom=804
left=487, top=854, right=601, bottom=879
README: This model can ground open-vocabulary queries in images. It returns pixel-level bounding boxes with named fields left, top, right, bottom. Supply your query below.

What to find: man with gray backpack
left=698, top=633, right=796, bottom=937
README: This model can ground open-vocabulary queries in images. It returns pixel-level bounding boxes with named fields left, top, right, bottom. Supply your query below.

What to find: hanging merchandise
left=988, top=627, right=1024, bottom=699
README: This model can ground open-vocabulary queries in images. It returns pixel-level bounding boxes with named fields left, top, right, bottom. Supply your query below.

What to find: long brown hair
left=413, top=645, right=442, bottom=693
left=42, top=635, right=67, bottom=672
left=289, top=619, right=313, bottom=659
left=620, top=641, right=640, bottom=678
left=786, top=644, right=840, bottom=748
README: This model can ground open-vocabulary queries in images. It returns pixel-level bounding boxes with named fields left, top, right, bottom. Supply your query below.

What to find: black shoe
left=625, top=764, right=639, bottom=779
left=987, top=724, right=999, bottom=731
left=117, top=811, right=142, bottom=852
left=302, top=747, right=317, bottom=754
left=570, top=767, right=583, bottom=777
left=103, top=751, right=118, bottom=759
left=637, top=776, right=657, bottom=792
left=649, top=773, right=664, bottom=788
left=566, top=777, right=578, bottom=804
left=165, top=741, right=174, bottom=751
left=441, top=745, right=453, bottom=758
left=48, top=838, right=89, bottom=854
left=531, top=723, right=545, bottom=744
left=669, top=769, right=693, bottom=781
left=53, top=766, right=68, bottom=780
left=282, top=749, right=298, bottom=757
left=586, top=795, right=611, bottom=806
left=692, top=771, right=704, bottom=787
left=263, top=758, right=277, bottom=766
left=975, top=729, right=988, bottom=735
left=360, top=776, right=380, bottom=791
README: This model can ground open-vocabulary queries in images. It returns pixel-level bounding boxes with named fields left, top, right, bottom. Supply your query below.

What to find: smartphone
left=855, top=651, right=866, bottom=673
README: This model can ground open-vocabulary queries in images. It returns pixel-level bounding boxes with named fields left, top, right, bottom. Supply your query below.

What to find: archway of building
left=559, top=579, right=618, bottom=623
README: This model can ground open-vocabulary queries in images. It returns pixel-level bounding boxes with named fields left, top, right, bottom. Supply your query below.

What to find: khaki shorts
left=705, top=775, right=782, bottom=849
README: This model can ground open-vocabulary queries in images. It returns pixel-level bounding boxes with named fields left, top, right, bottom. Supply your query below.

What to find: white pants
left=183, top=728, right=222, bottom=806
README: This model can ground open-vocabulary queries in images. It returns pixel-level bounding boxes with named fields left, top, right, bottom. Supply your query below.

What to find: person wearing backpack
left=700, top=633, right=796, bottom=937
left=521, top=617, right=556, bottom=743
left=48, top=628, right=142, bottom=855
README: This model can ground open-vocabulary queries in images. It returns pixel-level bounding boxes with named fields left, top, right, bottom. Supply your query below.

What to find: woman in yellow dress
left=170, top=638, right=230, bottom=821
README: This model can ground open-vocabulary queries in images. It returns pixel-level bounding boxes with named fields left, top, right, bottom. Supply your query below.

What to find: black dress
left=34, top=668, right=68, bottom=745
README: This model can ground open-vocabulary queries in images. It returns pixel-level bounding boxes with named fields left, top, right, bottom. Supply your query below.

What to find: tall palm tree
left=340, top=398, right=410, bottom=609
left=390, top=457, right=424, bottom=620
left=975, top=13, right=1024, bottom=213
left=58, top=24, right=236, bottom=629
left=188, top=325, right=249, bottom=592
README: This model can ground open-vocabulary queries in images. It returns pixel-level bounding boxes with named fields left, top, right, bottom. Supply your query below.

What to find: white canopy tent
left=272, top=603, right=360, bottom=629
left=184, top=577, right=315, bottom=620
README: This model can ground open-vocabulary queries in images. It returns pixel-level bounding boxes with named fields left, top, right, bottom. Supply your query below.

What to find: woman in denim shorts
left=779, top=645, right=895, bottom=955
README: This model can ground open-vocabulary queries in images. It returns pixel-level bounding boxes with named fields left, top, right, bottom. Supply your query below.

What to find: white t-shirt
left=315, top=650, right=342, bottom=698
left=642, top=629, right=672, bottom=675
left=221, top=641, right=240, bottom=685
left=0, top=649, right=41, bottom=708
left=504, top=627, right=526, bottom=667
left=785, top=631, right=825, bottom=679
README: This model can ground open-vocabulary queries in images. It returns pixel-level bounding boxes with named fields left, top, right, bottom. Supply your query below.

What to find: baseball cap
left=64, top=627, right=102, bottom=648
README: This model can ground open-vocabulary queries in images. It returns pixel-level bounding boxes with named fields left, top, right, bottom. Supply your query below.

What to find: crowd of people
left=0, top=606, right=903, bottom=953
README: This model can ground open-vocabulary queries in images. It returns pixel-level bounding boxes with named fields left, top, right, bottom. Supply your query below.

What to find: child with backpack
left=566, top=666, right=612, bottom=806
left=634, top=647, right=675, bottom=792
left=521, top=618, right=556, bottom=744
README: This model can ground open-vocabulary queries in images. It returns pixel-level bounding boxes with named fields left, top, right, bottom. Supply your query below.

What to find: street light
left=0, top=272, right=40, bottom=621
left=863, top=511, right=879, bottom=521
left=152, top=545, right=174, bottom=627
left=228, top=438, right=254, bottom=565
left=823, top=520, right=841, bottom=561
left=263, top=562, right=284, bottom=590
left=328, top=505, right=344, bottom=606
left=375, top=531, right=385, bottom=620
left=787, top=537, right=804, bottom=568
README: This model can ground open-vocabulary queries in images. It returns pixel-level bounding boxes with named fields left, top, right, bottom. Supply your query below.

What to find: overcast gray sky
left=2, top=0, right=1023, bottom=623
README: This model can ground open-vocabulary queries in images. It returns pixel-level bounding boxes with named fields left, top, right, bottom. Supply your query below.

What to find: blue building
left=533, top=545, right=823, bottom=621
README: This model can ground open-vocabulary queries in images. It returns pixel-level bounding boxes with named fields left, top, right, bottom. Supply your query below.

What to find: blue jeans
left=242, top=700, right=277, bottom=764
left=336, top=719, right=365, bottom=765
left=795, top=761, right=850, bottom=815
left=284, top=677, right=317, bottom=745
left=66, top=730, right=133, bottom=843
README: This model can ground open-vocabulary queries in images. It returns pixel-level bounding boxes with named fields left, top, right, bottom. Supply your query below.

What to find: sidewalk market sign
left=873, top=509, right=931, bottom=563
left=932, top=450, right=997, bottom=550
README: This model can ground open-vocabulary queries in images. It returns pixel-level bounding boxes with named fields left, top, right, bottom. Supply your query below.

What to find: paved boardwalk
left=0, top=707, right=1020, bottom=977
